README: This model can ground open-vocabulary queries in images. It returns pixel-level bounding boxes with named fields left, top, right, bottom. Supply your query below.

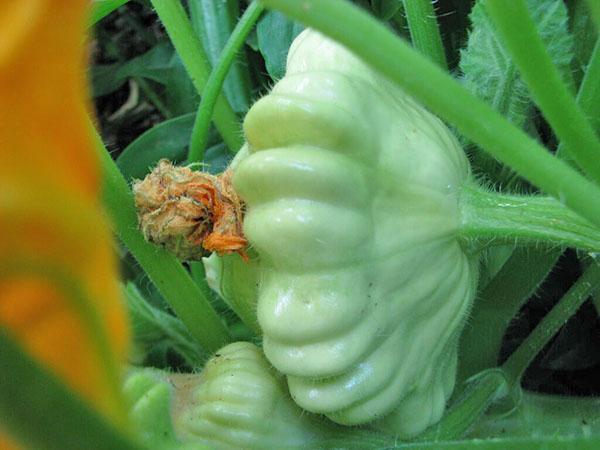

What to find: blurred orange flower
left=0, top=0, right=130, bottom=445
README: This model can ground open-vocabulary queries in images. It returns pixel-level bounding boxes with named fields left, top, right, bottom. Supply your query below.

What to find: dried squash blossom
left=133, top=160, right=247, bottom=261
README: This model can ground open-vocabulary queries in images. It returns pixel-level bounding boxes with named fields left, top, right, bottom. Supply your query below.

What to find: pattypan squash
left=232, top=29, right=479, bottom=437
left=124, top=342, right=330, bottom=450
left=124, top=370, right=208, bottom=450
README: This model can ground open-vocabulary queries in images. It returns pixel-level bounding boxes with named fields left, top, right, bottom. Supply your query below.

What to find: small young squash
left=124, top=342, right=329, bottom=449
left=232, top=30, right=479, bottom=437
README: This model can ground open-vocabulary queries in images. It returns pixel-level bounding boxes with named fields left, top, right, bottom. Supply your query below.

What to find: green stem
left=188, top=1, right=264, bottom=162
left=469, top=391, right=600, bottom=439
left=189, top=0, right=252, bottom=112
left=485, top=0, right=600, bottom=185
left=149, top=0, right=243, bottom=152
left=585, top=0, right=600, bottom=30
left=457, top=247, right=561, bottom=381
left=134, top=77, right=172, bottom=119
left=459, top=38, right=600, bottom=382
left=575, top=39, right=600, bottom=134
left=502, top=261, right=600, bottom=384
left=418, top=369, right=508, bottom=442
left=257, top=0, right=600, bottom=230
left=556, top=38, right=600, bottom=162
left=94, top=131, right=231, bottom=352
left=315, top=435, right=600, bottom=449
left=459, top=184, right=600, bottom=254
left=0, top=329, right=141, bottom=450
left=402, top=0, right=447, bottom=68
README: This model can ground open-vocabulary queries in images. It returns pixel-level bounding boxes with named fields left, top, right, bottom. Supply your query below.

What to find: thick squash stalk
left=232, top=30, right=479, bottom=437
left=124, top=342, right=330, bottom=449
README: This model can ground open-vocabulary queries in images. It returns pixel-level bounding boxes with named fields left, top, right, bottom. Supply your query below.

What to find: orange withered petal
left=134, top=160, right=248, bottom=261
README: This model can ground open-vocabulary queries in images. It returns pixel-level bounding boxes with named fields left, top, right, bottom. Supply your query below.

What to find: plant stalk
left=149, top=0, right=243, bottom=152
left=418, top=369, right=508, bottom=442
left=402, top=0, right=447, bottom=68
left=457, top=247, right=561, bottom=381
left=484, top=0, right=600, bottom=185
left=459, top=184, right=600, bottom=254
left=95, top=131, right=231, bottom=352
left=458, top=37, right=600, bottom=382
left=257, top=0, right=600, bottom=230
left=188, top=1, right=264, bottom=162
left=188, top=0, right=252, bottom=112
left=502, top=261, right=600, bottom=384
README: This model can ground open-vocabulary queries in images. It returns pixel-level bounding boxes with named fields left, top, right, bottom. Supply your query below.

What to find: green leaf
left=256, top=10, right=304, bottom=80
left=189, top=0, right=252, bottom=112
left=124, top=283, right=206, bottom=369
left=202, top=142, right=231, bottom=173
left=115, top=113, right=231, bottom=182
left=461, top=0, right=574, bottom=126
left=90, top=63, right=126, bottom=97
left=460, top=0, right=574, bottom=184
left=91, top=42, right=198, bottom=114
left=0, top=329, right=139, bottom=450
left=116, top=113, right=195, bottom=181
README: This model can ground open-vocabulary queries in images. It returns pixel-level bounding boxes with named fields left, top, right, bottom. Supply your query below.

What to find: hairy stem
left=469, top=391, right=600, bottom=439
left=258, top=0, right=600, bottom=229
left=459, top=37, right=600, bottom=381
left=457, top=247, right=561, bottom=381
left=188, top=1, right=264, bottom=162
left=95, top=131, right=231, bottom=352
left=459, top=184, right=600, bottom=254
left=419, top=369, right=508, bottom=441
left=149, top=0, right=243, bottom=152
left=485, top=0, right=600, bottom=185
left=502, top=261, right=600, bottom=383
left=402, top=0, right=447, bottom=68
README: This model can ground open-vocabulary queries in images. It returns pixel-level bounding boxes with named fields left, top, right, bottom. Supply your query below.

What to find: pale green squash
left=232, top=29, right=479, bottom=437
left=124, top=342, right=328, bottom=449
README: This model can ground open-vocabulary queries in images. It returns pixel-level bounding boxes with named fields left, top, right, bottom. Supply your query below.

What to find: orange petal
left=0, top=434, right=19, bottom=450
left=0, top=0, right=97, bottom=196
left=0, top=0, right=130, bottom=442
left=0, top=183, right=129, bottom=426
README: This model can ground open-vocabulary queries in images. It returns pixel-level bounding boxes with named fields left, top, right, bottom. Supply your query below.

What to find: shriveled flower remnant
left=133, top=160, right=247, bottom=261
